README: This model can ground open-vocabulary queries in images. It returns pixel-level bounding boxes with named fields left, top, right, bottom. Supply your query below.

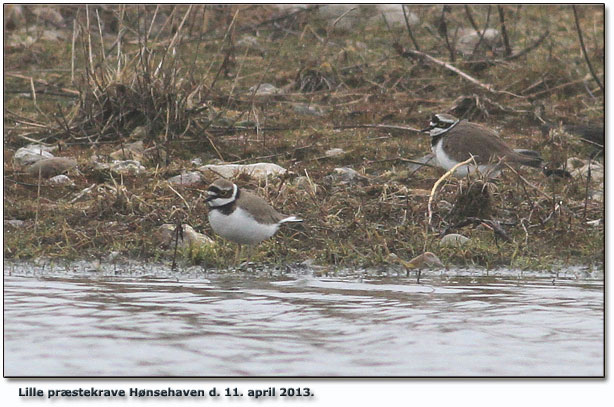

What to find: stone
left=293, top=103, right=325, bottom=116
left=110, top=140, right=144, bottom=161
left=457, top=28, right=502, bottom=56
left=318, top=5, right=361, bottom=30
left=95, top=160, right=146, bottom=175
left=13, top=144, right=55, bottom=166
left=155, top=224, right=214, bottom=249
left=325, top=148, right=345, bottom=157
left=249, top=83, right=282, bottom=95
left=199, top=163, right=287, bottom=180
left=26, top=157, right=77, bottom=178
left=4, top=219, right=25, bottom=228
left=326, top=167, right=368, bottom=185
left=371, top=5, right=419, bottom=27
left=237, top=35, right=260, bottom=49
left=48, top=174, right=74, bottom=185
left=167, top=171, right=203, bottom=186
left=568, top=160, right=604, bottom=184
left=440, top=233, right=470, bottom=247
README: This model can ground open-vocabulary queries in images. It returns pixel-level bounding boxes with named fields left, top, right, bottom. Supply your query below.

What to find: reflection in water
left=3, top=263, right=604, bottom=376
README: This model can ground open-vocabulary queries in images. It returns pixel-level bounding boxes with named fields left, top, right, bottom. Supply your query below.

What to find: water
left=3, top=262, right=604, bottom=376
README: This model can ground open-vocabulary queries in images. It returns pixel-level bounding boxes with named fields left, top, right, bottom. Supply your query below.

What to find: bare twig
left=470, top=5, right=492, bottom=59
left=402, top=5, right=420, bottom=51
left=497, top=5, right=512, bottom=56
left=572, top=5, right=604, bottom=92
left=465, top=5, right=479, bottom=32
left=394, top=43, right=504, bottom=95
left=7, top=72, right=79, bottom=96
left=583, top=161, right=591, bottom=219
left=438, top=6, right=456, bottom=62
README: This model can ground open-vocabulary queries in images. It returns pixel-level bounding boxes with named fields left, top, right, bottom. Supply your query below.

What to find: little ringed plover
left=423, top=113, right=543, bottom=177
left=205, top=178, right=302, bottom=246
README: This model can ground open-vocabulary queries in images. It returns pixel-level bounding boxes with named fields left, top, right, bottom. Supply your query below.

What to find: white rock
left=586, top=219, right=602, bottom=227
left=155, top=224, right=214, bottom=249
left=249, top=83, right=282, bottom=95
left=167, top=171, right=203, bottom=186
left=199, top=163, right=287, bottom=180
left=372, top=5, right=419, bottom=27
left=566, top=156, right=604, bottom=183
left=48, top=174, right=74, bottom=185
left=13, top=144, right=55, bottom=166
left=237, top=35, right=260, bottom=49
left=274, top=4, right=309, bottom=13
left=457, top=28, right=502, bottom=56
left=325, top=148, right=345, bottom=157
left=95, top=160, right=146, bottom=175
left=293, top=103, right=325, bottom=116
left=327, top=167, right=368, bottom=185
left=4, top=219, right=25, bottom=228
left=441, top=233, right=470, bottom=247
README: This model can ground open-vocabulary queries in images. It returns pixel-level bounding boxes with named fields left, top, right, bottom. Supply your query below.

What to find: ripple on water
left=3, top=261, right=604, bottom=376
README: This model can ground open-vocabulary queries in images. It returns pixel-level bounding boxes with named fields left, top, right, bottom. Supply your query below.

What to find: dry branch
left=572, top=5, right=604, bottom=92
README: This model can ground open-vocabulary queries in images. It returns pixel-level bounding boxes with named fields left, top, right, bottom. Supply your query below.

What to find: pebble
left=440, top=233, right=470, bottom=248
left=13, top=144, right=55, bottom=166
left=95, top=160, right=146, bottom=175
left=325, top=148, right=345, bottom=157
left=48, top=174, right=74, bottom=185
left=155, top=224, right=214, bottom=249
left=327, top=167, right=368, bottom=185
left=249, top=83, right=282, bottom=95
left=199, top=163, right=287, bottom=180
left=167, top=171, right=203, bottom=186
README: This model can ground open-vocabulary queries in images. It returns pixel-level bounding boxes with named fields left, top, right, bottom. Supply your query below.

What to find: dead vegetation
left=3, top=5, right=604, bottom=269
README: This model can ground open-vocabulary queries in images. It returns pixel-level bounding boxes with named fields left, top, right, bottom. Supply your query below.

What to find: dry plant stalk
left=427, top=157, right=475, bottom=226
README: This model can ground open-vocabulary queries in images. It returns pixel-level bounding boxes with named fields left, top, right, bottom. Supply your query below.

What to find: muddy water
left=3, top=262, right=603, bottom=376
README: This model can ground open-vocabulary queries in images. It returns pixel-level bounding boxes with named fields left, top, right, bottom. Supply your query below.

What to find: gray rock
left=568, top=159, right=603, bottom=184
left=325, top=148, right=345, bottom=157
left=96, top=160, right=146, bottom=175
left=48, top=174, right=74, bottom=185
left=327, top=167, right=368, bottom=185
left=237, top=35, right=260, bottom=49
left=441, top=233, right=470, bottom=247
left=155, top=224, right=214, bottom=249
left=199, top=163, right=287, bottom=180
left=110, top=140, right=144, bottom=161
left=457, top=28, right=502, bottom=56
left=167, top=171, right=203, bottom=186
left=372, top=5, right=419, bottom=27
left=14, top=144, right=55, bottom=166
left=4, top=219, right=25, bottom=228
left=293, top=103, right=325, bottom=116
left=249, top=83, right=282, bottom=95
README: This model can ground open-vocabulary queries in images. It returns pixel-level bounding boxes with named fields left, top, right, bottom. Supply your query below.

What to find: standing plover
left=205, top=178, right=302, bottom=259
left=423, top=113, right=542, bottom=177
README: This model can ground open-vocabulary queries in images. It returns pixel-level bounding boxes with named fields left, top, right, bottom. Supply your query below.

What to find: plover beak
left=420, top=125, right=434, bottom=133
left=205, top=192, right=216, bottom=202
